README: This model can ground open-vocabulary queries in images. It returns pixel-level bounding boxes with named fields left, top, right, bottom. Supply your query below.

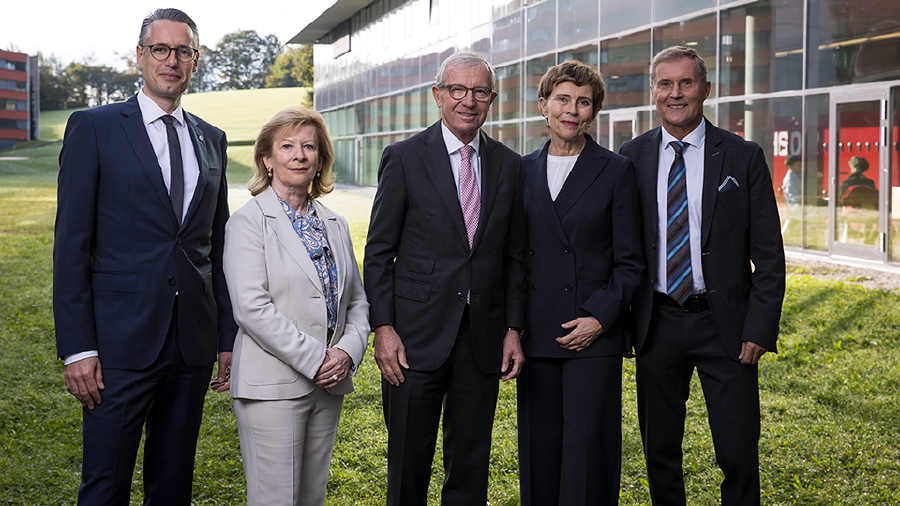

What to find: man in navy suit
left=53, top=8, right=236, bottom=504
left=619, top=46, right=785, bottom=506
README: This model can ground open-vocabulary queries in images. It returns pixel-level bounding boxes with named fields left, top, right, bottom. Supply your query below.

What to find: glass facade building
left=289, top=0, right=900, bottom=264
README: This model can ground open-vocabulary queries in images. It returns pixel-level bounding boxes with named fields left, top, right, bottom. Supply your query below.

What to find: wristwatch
left=507, top=327, right=524, bottom=336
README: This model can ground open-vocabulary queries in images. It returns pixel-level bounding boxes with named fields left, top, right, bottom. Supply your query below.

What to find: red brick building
left=0, top=49, right=38, bottom=143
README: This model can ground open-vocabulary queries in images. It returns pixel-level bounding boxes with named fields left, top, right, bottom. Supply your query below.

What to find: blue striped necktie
left=666, top=140, right=693, bottom=305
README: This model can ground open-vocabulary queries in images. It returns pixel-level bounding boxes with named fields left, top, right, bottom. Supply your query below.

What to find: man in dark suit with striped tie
left=618, top=46, right=785, bottom=506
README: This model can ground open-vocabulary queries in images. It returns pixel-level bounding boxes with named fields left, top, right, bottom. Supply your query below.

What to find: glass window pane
left=808, top=0, right=900, bottom=88
left=720, top=0, right=803, bottom=97
left=525, top=55, right=556, bottom=117
left=597, top=113, right=610, bottom=148
left=559, top=44, right=599, bottom=67
left=493, top=63, right=522, bottom=122
left=835, top=101, right=882, bottom=246
left=425, top=85, right=441, bottom=126
left=526, top=0, right=557, bottom=56
left=558, top=0, right=597, bottom=48
left=493, top=11, right=524, bottom=65
left=653, top=0, right=715, bottom=24
left=493, top=0, right=522, bottom=19
left=600, top=0, right=650, bottom=36
left=653, top=15, right=718, bottom=98
left=524, top=120, right=549, bottom=154
left=890, top=87, right=900, bottom=262
left=332, top=139, right=356, bottom=183
left=601, top=30, right=651, bottom=110
left=718, top=97, right=803, bottom=247
left=496, top=123, right=521, bottom=153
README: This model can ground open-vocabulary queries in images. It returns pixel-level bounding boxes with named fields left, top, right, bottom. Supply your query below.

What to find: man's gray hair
left=650, top=45, right=707, bottom=86
left=138, top=8, right=200, bottom=49
left=435, top=50, right=498, bottom=90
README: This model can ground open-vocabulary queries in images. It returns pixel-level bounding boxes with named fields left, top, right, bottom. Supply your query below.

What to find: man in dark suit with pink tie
left=619, top=46, right=785, bottom=506
left=364, top=50, right=527, bottom=506
left=53, top=8, right=236, bottom=504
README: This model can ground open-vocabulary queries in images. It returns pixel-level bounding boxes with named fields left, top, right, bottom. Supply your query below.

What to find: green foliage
left=265, top=46, right=314, bottom=89
left=216, top=31, right=281, bottom=91
left=2, top=134, right=899, bottom=504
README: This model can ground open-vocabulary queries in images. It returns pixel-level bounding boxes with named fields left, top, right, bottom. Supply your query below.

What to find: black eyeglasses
left=143, top=44, right=198, bottom=63
left=437, top=84, right=494, bottom=102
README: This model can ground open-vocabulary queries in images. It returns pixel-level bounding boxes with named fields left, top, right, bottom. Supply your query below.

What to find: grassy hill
left=20, top=87, right=310, bottom=194
left=36, top=87, right=310, bottom=144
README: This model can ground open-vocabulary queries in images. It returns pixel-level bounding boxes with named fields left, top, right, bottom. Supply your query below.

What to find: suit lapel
left=182, top=111, right=209, bottom=229
left=120, top=96, right=179, bottom=227
left=257, top=187, right=322, bottom=293
left=553, top=136, right=609, bottom=219
left=472, top=130, right=497, bottom=253
left=638, top=127, right=662, bottom=235
left=419, top=121, right=470, bottom=249
left=527, top=140, right=569, bottom=244
left=315, top=201, right=347, bottom=298
left=701, top=119, right=724, bottom=248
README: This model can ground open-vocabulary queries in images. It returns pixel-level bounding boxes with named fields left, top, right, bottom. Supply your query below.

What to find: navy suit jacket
left=364, top=121, right=527, bottom=373
left=522, top=136, right=644, bottom=358
left=618, top=119, right=785, bottom=358
left=53, top=94, right=237, bottom=370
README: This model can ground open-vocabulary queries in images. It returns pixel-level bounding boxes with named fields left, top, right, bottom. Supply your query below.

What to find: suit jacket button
left=167, top=277, right=176, bottom=286
left=529, top=248, right=535, bottom=256
left=564, top=247, right=571, bottom=254
left=457, top=292, right=465, bottom=301
left=531, top=283, right=537, bottom=291
left=563, top=284, right=573, bottom=291
left=175, top=237, right=182, bottom=245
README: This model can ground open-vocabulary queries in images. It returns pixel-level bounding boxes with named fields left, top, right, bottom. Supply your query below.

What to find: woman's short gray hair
left=435, top=50, right=497, bottom=90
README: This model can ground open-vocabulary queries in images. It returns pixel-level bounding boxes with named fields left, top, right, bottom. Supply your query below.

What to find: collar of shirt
left=655, top=119, right=708, bottom=294
left=440, top=120, right=483, bottom=200
left=137, top=88, right=186, bottom=127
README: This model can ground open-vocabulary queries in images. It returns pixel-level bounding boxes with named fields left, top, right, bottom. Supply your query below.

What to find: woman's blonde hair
left=249, top=107, right=335, bottom=198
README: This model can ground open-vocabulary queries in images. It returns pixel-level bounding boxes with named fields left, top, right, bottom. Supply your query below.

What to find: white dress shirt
left=441, top=121, right=483, bottom=202
left=654, top=121, right=707, bottom=294
left=547, top=154, right=578, bottom=201
left=65, top=89, right=201, bottom=366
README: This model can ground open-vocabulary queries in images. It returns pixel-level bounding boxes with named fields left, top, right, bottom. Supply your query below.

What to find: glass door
left=609, top=111, right=636, bottom=152
left=830, top=90, right=889, bottom=260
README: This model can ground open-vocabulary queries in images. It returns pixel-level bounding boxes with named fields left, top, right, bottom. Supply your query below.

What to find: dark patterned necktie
left=666, top=140, right=693, bottom=305
left=161, top=115, right=183, bottom=227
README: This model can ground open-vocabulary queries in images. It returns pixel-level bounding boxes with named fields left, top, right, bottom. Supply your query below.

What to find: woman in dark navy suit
left=517, top=61, right=644, bottom=506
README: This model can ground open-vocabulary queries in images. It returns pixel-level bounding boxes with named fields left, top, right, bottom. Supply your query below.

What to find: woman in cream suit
left=223, top=107, right=369, bottom=506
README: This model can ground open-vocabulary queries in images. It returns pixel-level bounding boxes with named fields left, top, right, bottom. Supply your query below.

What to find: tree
left=265, top=45, right=314, bottom=88
left=216, top=30, right=281, bottom=90
left=189, top=45, right=220, bottom=93
left=38, top=53, right=70, bottom=111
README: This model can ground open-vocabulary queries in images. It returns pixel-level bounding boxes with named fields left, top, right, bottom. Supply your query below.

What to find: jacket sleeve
left=53, top=110, right=100, bottom=358
left=333, top=215, right=370, bottom=375
left=363, top=144, right=408, bottom=328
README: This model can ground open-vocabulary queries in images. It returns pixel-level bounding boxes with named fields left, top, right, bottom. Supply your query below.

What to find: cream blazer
left=224, top=186, right=369, bottom=400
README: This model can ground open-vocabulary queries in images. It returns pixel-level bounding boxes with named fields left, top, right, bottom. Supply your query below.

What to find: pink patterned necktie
left=459, top=145, right=480, bottom=248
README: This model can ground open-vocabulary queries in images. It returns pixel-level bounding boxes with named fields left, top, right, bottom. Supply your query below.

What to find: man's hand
left=64, top=356, right=104, bottom=409
left=314, top=348, right=354, bottom=388
left=738, top=341, right=768, bottom=365
left=500, top=330, right=524, bottom=381
left=374, top=325, right=409, bottom=386
left=210, top=352, right=232, bottom=392
left=556, top=316, right=604, bottom=352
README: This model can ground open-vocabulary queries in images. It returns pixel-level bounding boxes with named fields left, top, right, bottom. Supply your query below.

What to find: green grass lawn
left=2, top=115, right=900, bottom=504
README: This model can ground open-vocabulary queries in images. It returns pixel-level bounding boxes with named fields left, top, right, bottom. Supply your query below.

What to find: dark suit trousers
left=636, top=302, right=760, bottom=506
left=517, top=355, right=622, bottom=506
left=382, top=307, right=500, bottom=506
left=78, top=304, right=214, bottom=505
